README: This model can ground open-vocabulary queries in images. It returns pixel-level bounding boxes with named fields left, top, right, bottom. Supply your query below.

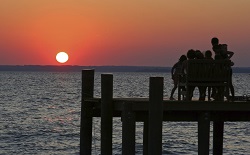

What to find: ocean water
left=1, top=71, right=250, bottom=155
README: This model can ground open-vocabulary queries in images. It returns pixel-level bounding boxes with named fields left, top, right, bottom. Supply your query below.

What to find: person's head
left=205, top=50, right=212, bottom=58
left=186, top=49, right=196, bottom=59
left=195, top=50, right=204, bottom=59
left=179, top=55, right=187, bottom=62
left=211, top=37, right=219, bottom=46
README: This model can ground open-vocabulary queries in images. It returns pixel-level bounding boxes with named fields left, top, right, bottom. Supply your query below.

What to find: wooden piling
left=213, top=121, right=224, bottom=155
left=148, top=77, right=164, bottom=155
left=198, top=112, right=210, bottom=155
left=80, top=69, right=95, bottom=155
left=143, top=120, right=148, bottom=155
left=101, top=74, right=113, bottom=155
left=122, top=102, right=136, bottom=155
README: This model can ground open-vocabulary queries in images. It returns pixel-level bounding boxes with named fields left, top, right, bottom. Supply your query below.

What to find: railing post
left=148, top=77, right=163, bottom=155
left=213, top=121, right=224, bottom=155
left=198, top=112, right=210, bottom=155
left=101, top=74, right=113, bottom=155
left=80, top=69, right=95, bottom=155
left=122, top=102, right=136, bottom=155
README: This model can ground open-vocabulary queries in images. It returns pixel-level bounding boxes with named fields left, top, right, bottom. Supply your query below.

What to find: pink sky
left=0, top=1, right=250, bottom=67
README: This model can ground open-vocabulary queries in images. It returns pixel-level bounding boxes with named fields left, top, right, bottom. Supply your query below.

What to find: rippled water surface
left=1, top=71, right=250, bottom=154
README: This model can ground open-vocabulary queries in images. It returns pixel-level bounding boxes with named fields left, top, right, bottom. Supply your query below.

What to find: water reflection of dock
left=80, top=69, right=250, bottom=155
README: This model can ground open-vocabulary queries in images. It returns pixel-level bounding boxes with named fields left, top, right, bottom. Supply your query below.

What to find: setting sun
left=56, top=52, right=69, bottom=63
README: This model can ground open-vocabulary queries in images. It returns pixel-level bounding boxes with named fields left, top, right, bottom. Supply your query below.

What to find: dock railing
left=80, top=69, right=250, bottom=155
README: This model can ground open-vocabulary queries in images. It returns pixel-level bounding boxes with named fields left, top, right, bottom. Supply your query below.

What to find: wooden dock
left=80, top=69, right=250, bottom=155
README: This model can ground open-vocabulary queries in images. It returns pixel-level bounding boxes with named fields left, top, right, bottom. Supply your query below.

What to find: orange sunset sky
left=0, top=0, right=250, bottom=67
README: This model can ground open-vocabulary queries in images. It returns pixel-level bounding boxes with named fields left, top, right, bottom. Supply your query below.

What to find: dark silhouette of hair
left=187, top=49, right=196, bottom=59
left=179, top=55, right=187, bottom=62
left=211, top=37, right=219, bottom=45
left=195, top=50, right=204, bottom=59
left=205, top=50, right=212, bottom=59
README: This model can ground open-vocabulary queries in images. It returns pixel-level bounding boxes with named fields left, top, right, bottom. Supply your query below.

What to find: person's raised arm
left=227, top=51, right=234, bottom=59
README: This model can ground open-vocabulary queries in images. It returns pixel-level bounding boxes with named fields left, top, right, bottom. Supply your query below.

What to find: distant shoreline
left=0, top=65, right=250, bottom=73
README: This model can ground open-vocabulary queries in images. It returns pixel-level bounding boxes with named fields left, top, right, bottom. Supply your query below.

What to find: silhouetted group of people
left=170, top=37, right=234, bottom=101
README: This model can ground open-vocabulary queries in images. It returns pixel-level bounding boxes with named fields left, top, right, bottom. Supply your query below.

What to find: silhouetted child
left=204, top=50, right=213, bottom=60
left=194, top=50, right=207, bottom=101
left=204, top=50, right=214, bottom=100
left=170, top=55, right=187, bottom=100
left=211, top=37, right=234, bottom=60
left=211, top=37, right=235, bottom=101
left=195, top=50, right=204, bottom=59
left=181, top=49, right=197, bottom=100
